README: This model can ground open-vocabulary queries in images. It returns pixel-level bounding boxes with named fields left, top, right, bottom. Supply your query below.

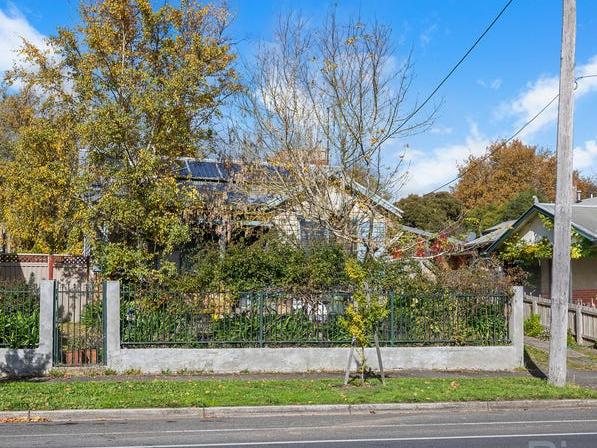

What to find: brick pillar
left=47, top=254, right=55, bottom=280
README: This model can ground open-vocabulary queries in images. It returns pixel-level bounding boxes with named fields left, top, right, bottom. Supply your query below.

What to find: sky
left=1, top=0, right=596, bottom=197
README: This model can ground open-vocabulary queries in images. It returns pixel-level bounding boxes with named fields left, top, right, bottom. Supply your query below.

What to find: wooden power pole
left=548, top=0, right=576, bottom=387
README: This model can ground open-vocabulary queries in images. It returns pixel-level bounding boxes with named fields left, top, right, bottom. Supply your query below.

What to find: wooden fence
left=523, top=294, right=597, bottom=344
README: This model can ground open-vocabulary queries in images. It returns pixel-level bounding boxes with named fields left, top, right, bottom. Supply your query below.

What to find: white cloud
left=400, top=122, right=490, bottom=195
left=477, top=78, right=502, bottom=90
left=0, top=4, right=45, bottom=73
left=574, top=139, right=597, bottom=174
left=490, top=78, right=503, bottom=90
left=496, top=55, right=597, bottom=138
left=429, top=125, right=453, bottom=135
left=419, top=23, right=437, bottom=46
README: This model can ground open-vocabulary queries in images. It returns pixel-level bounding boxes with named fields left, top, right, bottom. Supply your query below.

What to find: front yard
left=1, top=377, right=595, bottom=411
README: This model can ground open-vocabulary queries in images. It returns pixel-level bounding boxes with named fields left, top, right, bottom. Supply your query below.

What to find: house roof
left=464, top=220, right=515, bottom=250
left=177, top=159, right=403, bottom=218
left=485, top=197, right=597, bottom=254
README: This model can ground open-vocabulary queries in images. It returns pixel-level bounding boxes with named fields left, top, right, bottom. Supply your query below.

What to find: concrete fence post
left=510, top=286, right=524, bottom=367
left=574, top=304, right=584, bottom=344
left=105, top=281, right=120, bottom=368
left=39, top=280, right=55, bottom=372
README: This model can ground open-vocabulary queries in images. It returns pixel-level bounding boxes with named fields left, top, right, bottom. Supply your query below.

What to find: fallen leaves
left=0, top=416, right=49, bottom=424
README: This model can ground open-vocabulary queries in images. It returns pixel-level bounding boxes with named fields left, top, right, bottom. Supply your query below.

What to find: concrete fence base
left=106, top=284, right=525, bottom=374
left=109, top=345, right=522, bottom=374
left=1, top=283, right=525, bottom=376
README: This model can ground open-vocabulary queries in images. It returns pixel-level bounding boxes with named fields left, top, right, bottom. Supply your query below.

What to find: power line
left=397, top=0, right=515, bottom=132
left=425, top=95, right=558, bottom=195
left=401, top=73, right=597, bottom=255
left=424, top=74, right=596, bottom=196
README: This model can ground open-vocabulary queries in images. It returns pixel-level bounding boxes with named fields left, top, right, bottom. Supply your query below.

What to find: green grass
left=525, top=345, right=549, bottom=365
left=1, top=377, right=595, bottom=411
left=525, top=344, right=597, bottom=372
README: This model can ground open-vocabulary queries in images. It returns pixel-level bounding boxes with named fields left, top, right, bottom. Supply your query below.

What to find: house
left=463, top=220, right=517, bottom=253
left=484, top=196, right=597, bottom=305
left=177, top=159, right=406, bottom=258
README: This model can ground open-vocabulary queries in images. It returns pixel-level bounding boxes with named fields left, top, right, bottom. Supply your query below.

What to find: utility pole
left=548, top=0, right=576, bottom=387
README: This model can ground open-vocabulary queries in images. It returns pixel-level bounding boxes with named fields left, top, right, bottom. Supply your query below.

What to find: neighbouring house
left=176, top=158, right=407, bottom=261
left=463, top=220, right=517, bottom=253
left=484, top=196, right=597, bottom=305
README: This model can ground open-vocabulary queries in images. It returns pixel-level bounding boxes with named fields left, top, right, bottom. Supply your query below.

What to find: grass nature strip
left=1, top=377, right=596, bottom=411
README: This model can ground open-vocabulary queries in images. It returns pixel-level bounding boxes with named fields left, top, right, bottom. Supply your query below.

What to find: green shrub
left=175, top=236, right=351, bottom=292
left=524, top=314, right=544, bottom=337
left=0, top=283, right=40, bottom=348
left=388, top=292, right=508, bottom=345
left=210, top=309, right=351, bottom=347
left=567, top=330, right=576, bottom=347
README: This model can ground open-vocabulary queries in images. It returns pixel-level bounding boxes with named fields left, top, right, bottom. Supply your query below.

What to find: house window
left=299, top=218, right=329, bottom=246
left=357, top=221, right=386, bottom=260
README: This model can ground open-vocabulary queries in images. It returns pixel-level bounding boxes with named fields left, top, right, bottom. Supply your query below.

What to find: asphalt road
left=0, top=407, right=596, bottom=448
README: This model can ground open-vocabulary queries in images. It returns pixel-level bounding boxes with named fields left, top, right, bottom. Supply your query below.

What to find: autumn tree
left=0, top=114, right=83, bottom=253
left=6, top=0, right=239, bottom=280
left=0, top=87, right=36, bottom=162
left=453, top=140, right=597, bottom=232
left=396, top=192, right=462, bottom=233
left=0, top=81, right=85, bottom=254
left=236, top=12, right=432, bottom=259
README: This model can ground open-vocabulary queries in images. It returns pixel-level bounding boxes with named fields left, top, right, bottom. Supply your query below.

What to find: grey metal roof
left=177, top=159, right=403, bottom=217
left=485, top=198, right=597, bottom=254
left=465, top=227, right=509, bottom=249
left=534, top=200, right=597, bottom=241
left=348, top=181, right=403, bottom=217
left=399, top=224, right=434, bottom=238
left=482, top=220, right=516, bottom=235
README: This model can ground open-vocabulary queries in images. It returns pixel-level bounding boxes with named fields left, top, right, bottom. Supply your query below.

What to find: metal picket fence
left=53, top=282, right=105, bottom=366
left=0, top=282, right=40, bottom=349
left=120, top=287, right=511, bottom=348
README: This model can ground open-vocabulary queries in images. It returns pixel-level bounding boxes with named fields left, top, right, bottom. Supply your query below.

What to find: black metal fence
left=53, top=282, right=105, bottom=366
left=0, top=283, right=40, bottom=349
left=121, top=288, right=510, bottom=348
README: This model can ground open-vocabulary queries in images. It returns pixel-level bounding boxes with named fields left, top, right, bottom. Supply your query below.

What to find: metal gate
left=53, top=282, right=106, bottom=366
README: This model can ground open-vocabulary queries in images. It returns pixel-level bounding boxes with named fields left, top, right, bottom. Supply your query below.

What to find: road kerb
left=1, top=399, right=596, bottom=422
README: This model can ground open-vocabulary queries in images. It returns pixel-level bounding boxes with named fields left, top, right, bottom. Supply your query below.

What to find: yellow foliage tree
left=453, top=140, right=596, bottom=231
left=0, top=118, right=83, bottom=253
left=4, top=0, right=239, bottom=279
